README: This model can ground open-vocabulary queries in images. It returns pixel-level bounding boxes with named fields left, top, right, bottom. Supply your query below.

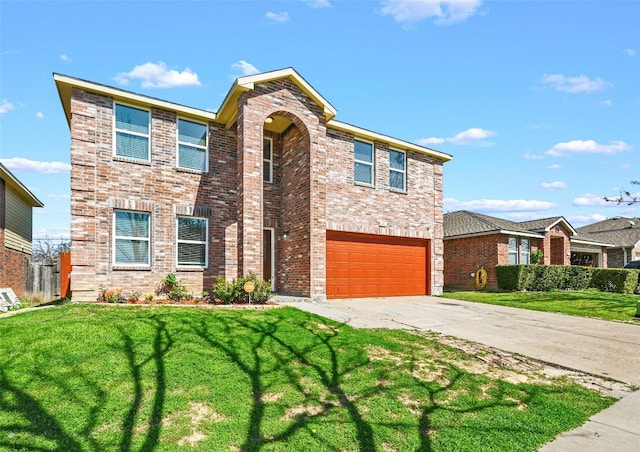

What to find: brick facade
left=58, top=70, right=449, bottom=301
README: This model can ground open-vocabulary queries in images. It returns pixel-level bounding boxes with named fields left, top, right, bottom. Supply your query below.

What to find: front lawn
left=441, top=289, right=640, bottom=322
left=0, top=304, right=614, bottom=451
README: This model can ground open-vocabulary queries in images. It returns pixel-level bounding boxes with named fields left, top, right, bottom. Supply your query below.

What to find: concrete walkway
left=280, top=296, right=640, bottom=451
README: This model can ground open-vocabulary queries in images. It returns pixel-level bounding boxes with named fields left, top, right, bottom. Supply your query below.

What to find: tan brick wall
left=324, top=129, right=445, bottom=295
left=67, top=77, right=446, bottom=301
left=69, top=89, right=237, bottom=301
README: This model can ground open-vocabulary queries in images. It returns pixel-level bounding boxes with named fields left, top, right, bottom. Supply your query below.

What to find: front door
left=263, top=229, right=274, bottom=290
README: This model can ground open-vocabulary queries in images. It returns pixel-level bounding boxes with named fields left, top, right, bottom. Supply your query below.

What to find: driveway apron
left=280, top=296, right=640, bottom=451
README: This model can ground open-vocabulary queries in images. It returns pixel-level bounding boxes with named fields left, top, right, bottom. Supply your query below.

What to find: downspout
left=624, top=247, right=628, bottom=266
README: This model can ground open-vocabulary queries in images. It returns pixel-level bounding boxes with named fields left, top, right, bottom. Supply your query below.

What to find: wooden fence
left=25, top=252, right=71, bottom=302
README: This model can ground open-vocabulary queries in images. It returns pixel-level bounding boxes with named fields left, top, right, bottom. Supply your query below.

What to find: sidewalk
left=280, top=296, right=640, bottom=451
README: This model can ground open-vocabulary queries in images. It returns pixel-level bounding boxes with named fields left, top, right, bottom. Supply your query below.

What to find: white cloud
left=35, top=112, right=44, bottom=119
left=546, top=139, right=631, bottom=157
left=59, top=54, right=71, bottom=62
left=623, top=48, right=636, bottom=57
left=0, top=157, right=71, bottom=174
left=380, top=0, right=483, bottom=26
left=34, top=227, right=70, bottom=240
left=547, top=164, right=563, bottom=170
left=568, top=213, right=607, bottom=226
left=444, top=197, right=557, bottom=213
left=602, top=99, right=613, bottom=107
left=302, top=0, right=331, bottom=7
left=540, top=181, right=567, bottom=190
left=114, top=62, right=201, bottom=88
left=0, top=99, right=14, bottom=115
left=573, top=193, right=613, bottom=207
left=417, top=137, right=445, bottom=146
left=541, top=74, right=612, bottom=93
left=417, top=127, right=495, bottom=146
left=266, top=10, right=290, bottom=23
left=231, top=60, right=260, bottom=77
left=523, top=152, right=544, bottom=160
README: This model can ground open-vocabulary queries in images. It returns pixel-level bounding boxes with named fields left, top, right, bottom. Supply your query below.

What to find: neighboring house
left=576, top=217, right=640, bottom=267
left=443, top=210, right=610, bottom=290
left=0, top=162, right=44, bottom=298
left=54, top=68, right=452, bottom=302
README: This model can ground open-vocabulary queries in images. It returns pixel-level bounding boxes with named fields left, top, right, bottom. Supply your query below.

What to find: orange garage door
left=326, top=231, right=430, bottom=299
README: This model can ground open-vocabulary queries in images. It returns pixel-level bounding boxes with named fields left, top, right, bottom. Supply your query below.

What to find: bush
left=590, top=268, right=639, bottom=294
left=496, top=265, right=594, bottom=292
left=155, top=273, right=189, bottom=301
left=209, top=272, right=272, bottom=304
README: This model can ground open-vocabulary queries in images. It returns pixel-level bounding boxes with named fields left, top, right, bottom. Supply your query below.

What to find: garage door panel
left=326, top=231, right=429, bottom=299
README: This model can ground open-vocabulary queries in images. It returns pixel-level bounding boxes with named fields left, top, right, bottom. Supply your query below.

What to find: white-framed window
left=114, top=103, right=150, bottom=161
left=354, top=139, right=374, bottom=185
left=177, top=216, right=208, bottom=268
left=389, top=149, right=406, bottom=191
left=178, top=118, right=208, bottom=171
left=521, top=238, right=530, bottom=264
left=263, top=137, right=273, bottom=183
left=113, top=210, right=150, bottom=266
left=508, top=236, right=519, bottom=265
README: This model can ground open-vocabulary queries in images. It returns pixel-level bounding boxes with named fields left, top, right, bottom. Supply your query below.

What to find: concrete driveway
left=279, top=295, right=640, bottom=451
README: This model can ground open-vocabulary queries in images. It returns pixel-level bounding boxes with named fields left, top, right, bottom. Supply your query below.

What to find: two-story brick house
left=55, top=68, right=451, bottom=302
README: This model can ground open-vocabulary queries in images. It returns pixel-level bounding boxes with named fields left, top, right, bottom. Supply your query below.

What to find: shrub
left=155, top=273, right=189, bottom=301
left=496, top=265, right=594, bottom=292
left=530, top=249, right=544, bottom=265
left=590, top=268, right=639, bottom=294
left=209, top=273, right=272, bottom=304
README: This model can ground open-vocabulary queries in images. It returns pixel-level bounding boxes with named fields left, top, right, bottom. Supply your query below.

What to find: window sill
left=113, top=155, right=151, bottom=166
left=113, top=265, right=151, bottom=271
left=354, top=181, right=375, bottom=189
left=176, top=166, right=208, bottom=175
left=389, top=187, right=407, bottom=195
left=176, top=266, right=206, bottom=272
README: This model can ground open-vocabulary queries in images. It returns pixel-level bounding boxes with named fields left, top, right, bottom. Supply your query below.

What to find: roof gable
left=0, top=163, right=44, bottom=208
left=215, top=67, right=337, bottom=128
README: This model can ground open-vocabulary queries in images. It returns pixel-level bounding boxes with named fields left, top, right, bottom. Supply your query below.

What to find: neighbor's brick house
left=55, top=68, right=451, bottom=302
left=444, top=210, right=610, bottom=290
left=0, top=163, right=44, bottom=298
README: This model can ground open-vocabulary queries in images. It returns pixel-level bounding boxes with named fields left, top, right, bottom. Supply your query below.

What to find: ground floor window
left=571, top=252, right=597, bottom=267
left=177, top=216, right=208, bottom=267
left=509, top=236, right=531, bottom=264
left=114, top=210, right=150, bottom=266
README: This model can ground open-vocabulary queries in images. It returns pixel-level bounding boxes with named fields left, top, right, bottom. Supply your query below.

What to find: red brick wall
left=0, top=178, right=28, bottom=297
left=444, top=234, right=501, bottom=290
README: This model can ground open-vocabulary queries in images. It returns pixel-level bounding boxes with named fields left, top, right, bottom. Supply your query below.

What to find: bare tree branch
left=603, top=180, right=640, bottom=205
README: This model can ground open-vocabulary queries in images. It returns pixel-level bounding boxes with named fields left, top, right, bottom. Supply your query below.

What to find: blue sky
left=1, top=0, right=638, bottom=240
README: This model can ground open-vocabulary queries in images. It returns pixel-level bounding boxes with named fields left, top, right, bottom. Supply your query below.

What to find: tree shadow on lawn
left=0, top=368, right=84, bottom=451
left=190, top=309, right=572, bottom=452
left=118, top=316, right=173, bottom=452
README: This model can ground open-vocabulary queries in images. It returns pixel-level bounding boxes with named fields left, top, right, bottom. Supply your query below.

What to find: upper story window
left=177, top=216, right=208, bottom=268
left=178, top=118, right=208, bottom=171
left=263, top=137, right=273, bottom=183
left=354, top=139, right=374, bottom=185
left=389, top=149, right=406, bottom=191
left=114, top=103, right=150, bottom=161
left=114, top=210, right=150, bottom=266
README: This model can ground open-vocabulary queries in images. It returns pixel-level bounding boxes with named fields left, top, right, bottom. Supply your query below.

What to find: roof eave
left=0, top=163, right=44, bottom=208
left=329, top=120, right=453, bottom=162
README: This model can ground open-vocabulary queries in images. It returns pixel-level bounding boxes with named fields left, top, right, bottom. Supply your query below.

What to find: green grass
left=0, top=304, right=614, bottom=451
left=441, top=289, right=640, bottom=322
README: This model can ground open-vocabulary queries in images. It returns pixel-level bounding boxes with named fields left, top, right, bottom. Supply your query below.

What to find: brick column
left=237, top=100, right=263, bottom=277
